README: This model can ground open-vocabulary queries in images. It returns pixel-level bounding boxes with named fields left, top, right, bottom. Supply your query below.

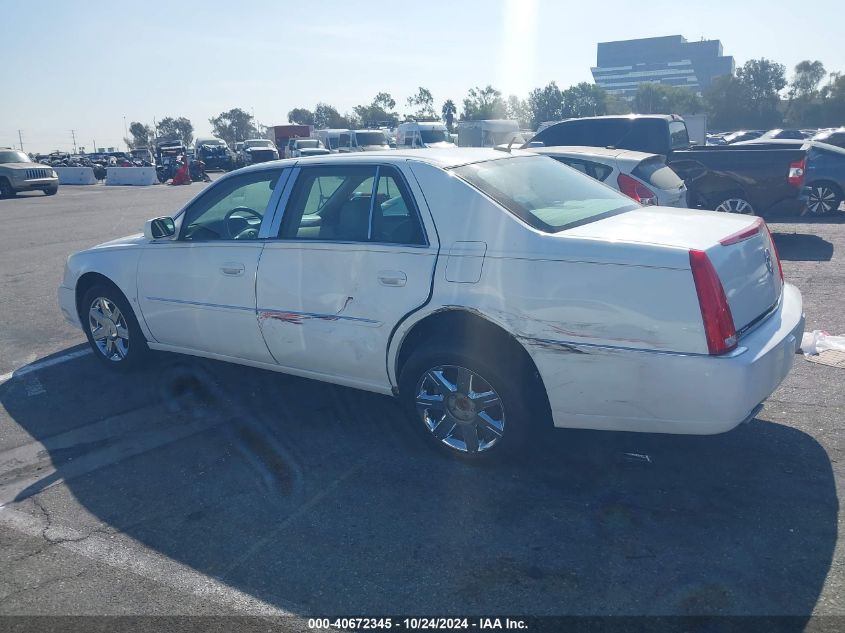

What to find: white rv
left=396, top=122, right=455, bottom=148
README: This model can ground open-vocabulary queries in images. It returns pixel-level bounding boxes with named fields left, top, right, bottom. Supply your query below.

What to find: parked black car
left=811, top=128, right=845, bottom=150
left=723, top=130, right=766, bottom=144
left=194, top=137, right=234, bottom=171
left=528, top=115, right=806, bottom=215
left=758, top=129, right=807, bottom=140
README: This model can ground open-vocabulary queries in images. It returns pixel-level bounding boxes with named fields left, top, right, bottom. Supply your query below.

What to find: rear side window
left=669, top=121, right=690, bottom=149
left=279, top=165, right=425, bottom=244
left=552, top=157, right=613, bottom=182
left=452, top=155, right=636, bottom=233
left=632, top=157, right=684, bottom=190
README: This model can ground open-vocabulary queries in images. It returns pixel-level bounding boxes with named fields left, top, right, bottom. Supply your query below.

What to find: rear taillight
left=617, top=173, right=658, bottom=205
left=788, top=158, right=805, bottom=187
left=764, top=223, right=784, bottom=280
left=689, top=249, right=737, bottom=355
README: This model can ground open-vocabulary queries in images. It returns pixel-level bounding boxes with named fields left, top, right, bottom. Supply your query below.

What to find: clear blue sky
left=3, top=0, right=843, bottom=153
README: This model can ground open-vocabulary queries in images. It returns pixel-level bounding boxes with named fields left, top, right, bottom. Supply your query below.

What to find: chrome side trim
left=145, top=296, right=255, bottom=312
left=257, top=308, right=381, bottom=326
left=522, top=336, right=748, bottom=359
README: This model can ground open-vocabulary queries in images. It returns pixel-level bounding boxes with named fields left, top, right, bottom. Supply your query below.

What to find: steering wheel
left=224, top=206, right=263, bottom=240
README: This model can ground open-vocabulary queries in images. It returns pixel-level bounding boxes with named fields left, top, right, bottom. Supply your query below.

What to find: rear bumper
left=532, top=283, right=804, bottom=434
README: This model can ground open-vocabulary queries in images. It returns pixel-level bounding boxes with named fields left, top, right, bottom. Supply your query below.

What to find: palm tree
left=441, top=100, right=457, bottom=132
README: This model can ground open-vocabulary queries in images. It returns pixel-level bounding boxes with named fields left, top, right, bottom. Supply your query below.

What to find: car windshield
left=355, top=132, right=387, bottom=146
left=245, top=140, right=272, bottom=148
left=296, top=140, right=320, bottom=148
left=0, top=150, right=31, bottom=164
left=451, top=155, right=637, bottom=233
left=420, top=129, right=450, bottom=143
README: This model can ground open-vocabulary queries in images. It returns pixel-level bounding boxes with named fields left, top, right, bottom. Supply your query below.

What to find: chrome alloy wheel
left=88, top=297, right=129, bottom=362
left=806, top=185, right=839, bottom=215
left=715, top=198, right=754, bottom=214
left=414, top=365, right=506, bottom=454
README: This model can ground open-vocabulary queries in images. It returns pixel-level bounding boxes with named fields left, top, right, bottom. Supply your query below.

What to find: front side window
left=452, top=155, right=636, bottom=233
left=179, top=169, right=282, bottom=241
left=279, top=165, right=425, bottom=244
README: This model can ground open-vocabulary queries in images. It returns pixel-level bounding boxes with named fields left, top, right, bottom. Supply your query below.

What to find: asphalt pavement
left=0, top=183, right=843, bottom=626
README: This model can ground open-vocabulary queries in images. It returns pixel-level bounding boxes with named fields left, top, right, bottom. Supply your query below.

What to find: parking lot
left=0, top=184, right=844, bottom=624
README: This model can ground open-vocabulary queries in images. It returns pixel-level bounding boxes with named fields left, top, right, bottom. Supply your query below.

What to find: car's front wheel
left=81, top=284, right=150, bottom=371
left=399, top=343, right=534, bottom=462
left=0, top=178, right=16, bottom=199
left=44, top=186, right=58, bottom=196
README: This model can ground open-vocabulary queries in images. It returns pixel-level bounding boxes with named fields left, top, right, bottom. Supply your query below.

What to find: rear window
left=632, top=157, right=684, bottom=190
left=451, top=155, right=636, bottom=233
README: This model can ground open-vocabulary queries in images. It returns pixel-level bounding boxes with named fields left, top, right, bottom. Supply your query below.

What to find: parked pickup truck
left=528, top=115, right=807, bottom=215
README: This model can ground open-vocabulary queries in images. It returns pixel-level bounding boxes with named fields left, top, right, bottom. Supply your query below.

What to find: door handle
left=378, top=270, right=407, bottom=287
left=220, top=262, right=245, bottom=276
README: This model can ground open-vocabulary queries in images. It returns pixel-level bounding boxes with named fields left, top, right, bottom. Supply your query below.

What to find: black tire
left=81, top=283, right=150, bottom=372
left=44, top=186, right=58, bottom=196
left=805, top=182, right=843, bottom=216
left=398, top=341, right=539, bottom=462
left=0, top=178, right=16, bottom=199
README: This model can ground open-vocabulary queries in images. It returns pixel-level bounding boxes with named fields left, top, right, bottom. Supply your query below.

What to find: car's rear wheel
left=399, top=343, right=535, bottom=462
left=714, top=195, right=754, bottom=214
left=81, top=284, right=150, bottom=371
left=805, top=183, right=842, bottom=215
left=0, top=178, right=16, bottom=199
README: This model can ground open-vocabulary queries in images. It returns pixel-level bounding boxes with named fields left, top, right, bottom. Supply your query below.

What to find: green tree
left=209, top=108, right=257, bottom=146
left=506, top=95, right=531, bottom=128
left=353, top=92, right=399, bottom=127
left=786, top=60, right=827, bottom=126
left=314, top=103, right=354, bottom=129
left=527, top=82, right=565, bottom=129
left=287, top=108, right=314, bottom=126
left=736, top=58, right=786, bottom=128
left=562, top=82, right=610, bottom=117
left=441, top=99, right=457, bottom=131
left=820, top=72, right=845, bottom=126
left=124, top=121, right=153, bottom=149
left=633, top=83, right=702, bottom=115
left=461, top=85, right=507, bottom=120
left=406, top=87, right=437, bottom=120
left=156, top=116, right=194, bottom=145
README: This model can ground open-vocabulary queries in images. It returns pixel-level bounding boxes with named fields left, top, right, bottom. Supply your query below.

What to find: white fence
left=54, top=167, right=97, bottom=185
left=105, top=167, right=158, bottom=186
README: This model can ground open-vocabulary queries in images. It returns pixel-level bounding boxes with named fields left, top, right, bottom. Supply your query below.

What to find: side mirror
left=144, top=216, right=176, bottom=240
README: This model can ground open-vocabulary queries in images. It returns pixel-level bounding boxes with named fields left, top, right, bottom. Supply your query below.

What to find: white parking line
left=0, top=349, right=91, bottom=385
left=0, top=504, right=301, bottom=615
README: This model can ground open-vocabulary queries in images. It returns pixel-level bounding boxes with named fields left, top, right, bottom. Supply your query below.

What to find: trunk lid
left=565, top=207, right=782, bottom=332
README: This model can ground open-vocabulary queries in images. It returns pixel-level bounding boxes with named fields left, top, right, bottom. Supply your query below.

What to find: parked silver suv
left=0, top=148, right=59, bottom=198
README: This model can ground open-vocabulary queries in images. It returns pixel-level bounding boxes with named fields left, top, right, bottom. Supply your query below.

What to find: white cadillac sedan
left=58, top=149, right=804, bottom=461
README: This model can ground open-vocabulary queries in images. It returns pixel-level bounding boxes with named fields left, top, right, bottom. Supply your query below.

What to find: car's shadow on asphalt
left=771, top=232, right=834, bottom=261
left=0, top=349, right=837, bottom=621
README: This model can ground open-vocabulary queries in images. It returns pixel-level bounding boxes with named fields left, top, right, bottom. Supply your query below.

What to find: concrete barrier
left=106, top=167, right=158, bottom=186
left=54, top=166, right=97, bottom=185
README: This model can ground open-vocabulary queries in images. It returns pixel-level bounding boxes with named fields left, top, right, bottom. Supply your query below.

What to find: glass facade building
left=591, top=35, right=735, bottom=99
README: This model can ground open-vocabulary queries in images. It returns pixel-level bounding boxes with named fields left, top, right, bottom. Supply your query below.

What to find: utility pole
left=70, top=130, right=78, bottom=154
left=18, top=130, right=23, bottom=152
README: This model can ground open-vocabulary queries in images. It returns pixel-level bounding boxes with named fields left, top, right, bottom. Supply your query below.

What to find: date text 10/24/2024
left=307, top=618, right=528, bottom=630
